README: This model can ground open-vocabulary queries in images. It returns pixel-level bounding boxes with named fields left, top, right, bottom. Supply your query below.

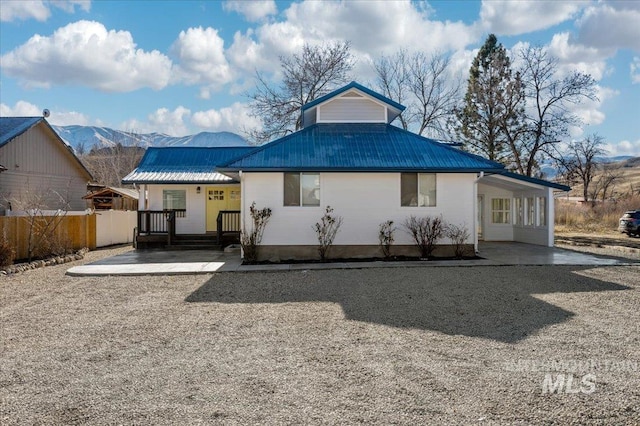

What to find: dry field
left=1, top=247, right=639, bottom=425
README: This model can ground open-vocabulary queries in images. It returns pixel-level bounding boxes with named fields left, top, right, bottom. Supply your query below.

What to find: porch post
left=547, top=187, right=555, bottom=247
left=473, top=175, right=479, bottom=253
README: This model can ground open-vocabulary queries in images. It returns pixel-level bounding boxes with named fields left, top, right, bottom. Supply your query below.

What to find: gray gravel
left=1, top=247, right=639, bottom=425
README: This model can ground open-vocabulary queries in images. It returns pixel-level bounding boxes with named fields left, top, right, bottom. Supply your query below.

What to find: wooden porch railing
left=137, top=209, right=186, bottom=235
left=216, top=210, right=241, bottom=244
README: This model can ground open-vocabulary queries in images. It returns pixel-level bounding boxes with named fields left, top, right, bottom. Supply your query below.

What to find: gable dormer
left=301, top=81, right=405, bottom=128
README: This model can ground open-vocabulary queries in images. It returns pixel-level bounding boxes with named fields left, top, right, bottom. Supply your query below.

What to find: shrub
left=240, top=202, right=272, bottom=263
left=378, top=220, right=396, bottom=259
left=446, top=223, right=470, bottom=259
left=403, top=215, right=445, bottom=259
left=314, top=206, right=343, bottom=261
left=0, top=238, right=16, bottom=268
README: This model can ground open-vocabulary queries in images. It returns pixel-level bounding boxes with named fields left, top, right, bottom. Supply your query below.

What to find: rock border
left=1, top=248, right=89, bottom=275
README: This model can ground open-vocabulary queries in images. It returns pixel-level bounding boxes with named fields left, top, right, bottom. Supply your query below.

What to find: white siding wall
left=478, top=183, right=514, bottom=242
left=242, top=172, right=476, bottom=246
left=147, top=184, right=206, bottom=234
left=318, top=98, right=386, bottom=123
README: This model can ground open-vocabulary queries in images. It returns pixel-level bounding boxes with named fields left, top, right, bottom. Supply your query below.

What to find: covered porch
left=476, top=172, right=570, bottom=248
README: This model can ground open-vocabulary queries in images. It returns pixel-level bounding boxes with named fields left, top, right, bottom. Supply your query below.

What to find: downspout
left=239, top=170, right=244, bottom=259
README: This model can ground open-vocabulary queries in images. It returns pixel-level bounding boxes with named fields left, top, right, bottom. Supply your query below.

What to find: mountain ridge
left=51, top=125, right=251, bottom=152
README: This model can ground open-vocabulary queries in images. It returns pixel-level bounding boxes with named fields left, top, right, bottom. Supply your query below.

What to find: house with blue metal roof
left=216, top=82, right=569, bottom=260
left=123, top=82, right=569, bottom=256
left=0, top=116, right=94, bottom=213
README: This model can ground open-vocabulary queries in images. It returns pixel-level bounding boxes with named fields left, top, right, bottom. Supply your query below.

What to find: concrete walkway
left=65, top=242, right=638, bottom=276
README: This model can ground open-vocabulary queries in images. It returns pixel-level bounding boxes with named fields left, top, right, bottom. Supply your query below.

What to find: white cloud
left=0, top=100, right=89, bottom=126
left=121, top=106, right=191, bottom=136
left=0, top=0, right=89, bottom=22
left=479, top=0, right=584, bottom=36
left=547, top=32, right=610, bottom=80
left=223, top=0, right=276, bottom=22
left=0, top=0, right=50, bottom=21
left=632, top=57, right=640, bottom=84
left=191, top=102, right=261, bottom=134
left=0, top=20, right=172, bottom=92
left=576, top=3, right=640, bottom=51
left=0, top=100, right=42, bottom=117
left=171, top=27, right=232, bottom=90
left=603, top=139, right=640, bottom=157
left=227, top=0, right=479, bottom=80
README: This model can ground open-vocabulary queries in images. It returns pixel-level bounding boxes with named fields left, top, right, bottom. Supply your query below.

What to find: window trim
left=490, top=198, right=511, bottom=225
left=283, top=172, right=321, bottom=207
left=400, top=172, right=437, bottom=207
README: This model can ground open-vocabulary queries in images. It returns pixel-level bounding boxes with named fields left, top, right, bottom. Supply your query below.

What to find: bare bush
left=446, top=223, right=471, bottom=259
left=240, top=202, right=272, bottom=264
left=403, top=215, right=445, bottom=259
left=0, top=237, right=15, bottom=268
left=378, top=220, right=396, bottom=259
left=314, top=206, right=343, bottom=261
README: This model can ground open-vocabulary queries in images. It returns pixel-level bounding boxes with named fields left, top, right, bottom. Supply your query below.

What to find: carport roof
left=482, top=171, right=571, bottom=191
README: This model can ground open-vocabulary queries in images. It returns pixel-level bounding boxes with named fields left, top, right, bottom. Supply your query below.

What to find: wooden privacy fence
left=0, top=213, right=96, bottom=261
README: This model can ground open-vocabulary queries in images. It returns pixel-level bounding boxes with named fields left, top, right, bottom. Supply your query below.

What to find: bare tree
left=517, top=46, right=598, bottom=176
left=2, top=181, right=73, bottom=261
left=556, top=134, right=606, bottom=203
left=80, top=130, right=144, bottom=187
left=591, top=162, right=624, bottom=202
left=375, top=50, right=460, bottom=137
left=248, top=42, right=354, bottom=144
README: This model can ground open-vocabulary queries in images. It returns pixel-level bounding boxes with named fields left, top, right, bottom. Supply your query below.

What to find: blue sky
left=1, top=0, right=639, bottom=156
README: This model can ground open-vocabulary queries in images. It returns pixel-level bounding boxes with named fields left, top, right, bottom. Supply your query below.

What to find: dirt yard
left=1, top=247, right=639, bottom=424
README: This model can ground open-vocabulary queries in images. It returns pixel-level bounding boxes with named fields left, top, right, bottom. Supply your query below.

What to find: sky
left=0, top=0, right=639, bottom=156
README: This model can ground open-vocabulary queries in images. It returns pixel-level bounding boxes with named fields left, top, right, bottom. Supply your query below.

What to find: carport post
left=547, top=187, right=554, bottom=247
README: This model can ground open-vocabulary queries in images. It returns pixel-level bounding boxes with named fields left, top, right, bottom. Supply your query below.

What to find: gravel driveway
left=1, top=247, right=639, bottom=424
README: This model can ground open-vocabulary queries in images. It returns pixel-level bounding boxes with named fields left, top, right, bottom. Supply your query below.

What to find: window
left=284, top=172, right=320, bottom=206
left=526, top=197, right=535, bottom=226
left=401, top=173, right=436, bottom=207
left=208, top=189, right=224, bottom=200
left=163, top=189, right=186, bottom=210
left=491, top=198, right=511, bottom=224
left=514, top=197, right=523, bottom=225
left=538, top=197, right=547, bottom=226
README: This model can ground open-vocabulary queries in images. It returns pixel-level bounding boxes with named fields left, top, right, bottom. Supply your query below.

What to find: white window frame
left=491, top=198, right=511, bottom=224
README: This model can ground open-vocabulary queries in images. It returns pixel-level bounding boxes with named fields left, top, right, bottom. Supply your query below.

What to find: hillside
left=564, top=156, right=640, bottom=199
left=52, top=125, right=250, bottom=153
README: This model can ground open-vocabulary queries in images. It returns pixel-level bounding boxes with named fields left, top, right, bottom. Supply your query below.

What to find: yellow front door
left=206, top=186, right=241, bottom=232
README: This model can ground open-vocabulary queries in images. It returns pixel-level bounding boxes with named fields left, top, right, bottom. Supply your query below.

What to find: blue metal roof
left=218, top=123, right=505, bottom=172
left=0, top=117, right=43, bottom=147
left=123, top=146, right=254, bottom=184
left=498, top=171, right=571, bottom=191
left=301, top=81, right=406, bottom=112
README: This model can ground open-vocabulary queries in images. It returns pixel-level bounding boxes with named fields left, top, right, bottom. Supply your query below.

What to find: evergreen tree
left=455, top=34, right=524, bottom=165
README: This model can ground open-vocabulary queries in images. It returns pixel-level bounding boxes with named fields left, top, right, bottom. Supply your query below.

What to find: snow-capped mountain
left=51, top=125, right=250, bottom=153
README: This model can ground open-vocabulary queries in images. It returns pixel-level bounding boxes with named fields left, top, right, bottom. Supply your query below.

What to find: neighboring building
left=124, top=82, right=569, bottom=258
left=83, top=186, right=139, bottom=211
left=0, top=117, right=94, bottom=214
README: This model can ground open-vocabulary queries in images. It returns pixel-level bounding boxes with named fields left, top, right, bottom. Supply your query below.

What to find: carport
left=476, top=172, right=570, bottom=248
